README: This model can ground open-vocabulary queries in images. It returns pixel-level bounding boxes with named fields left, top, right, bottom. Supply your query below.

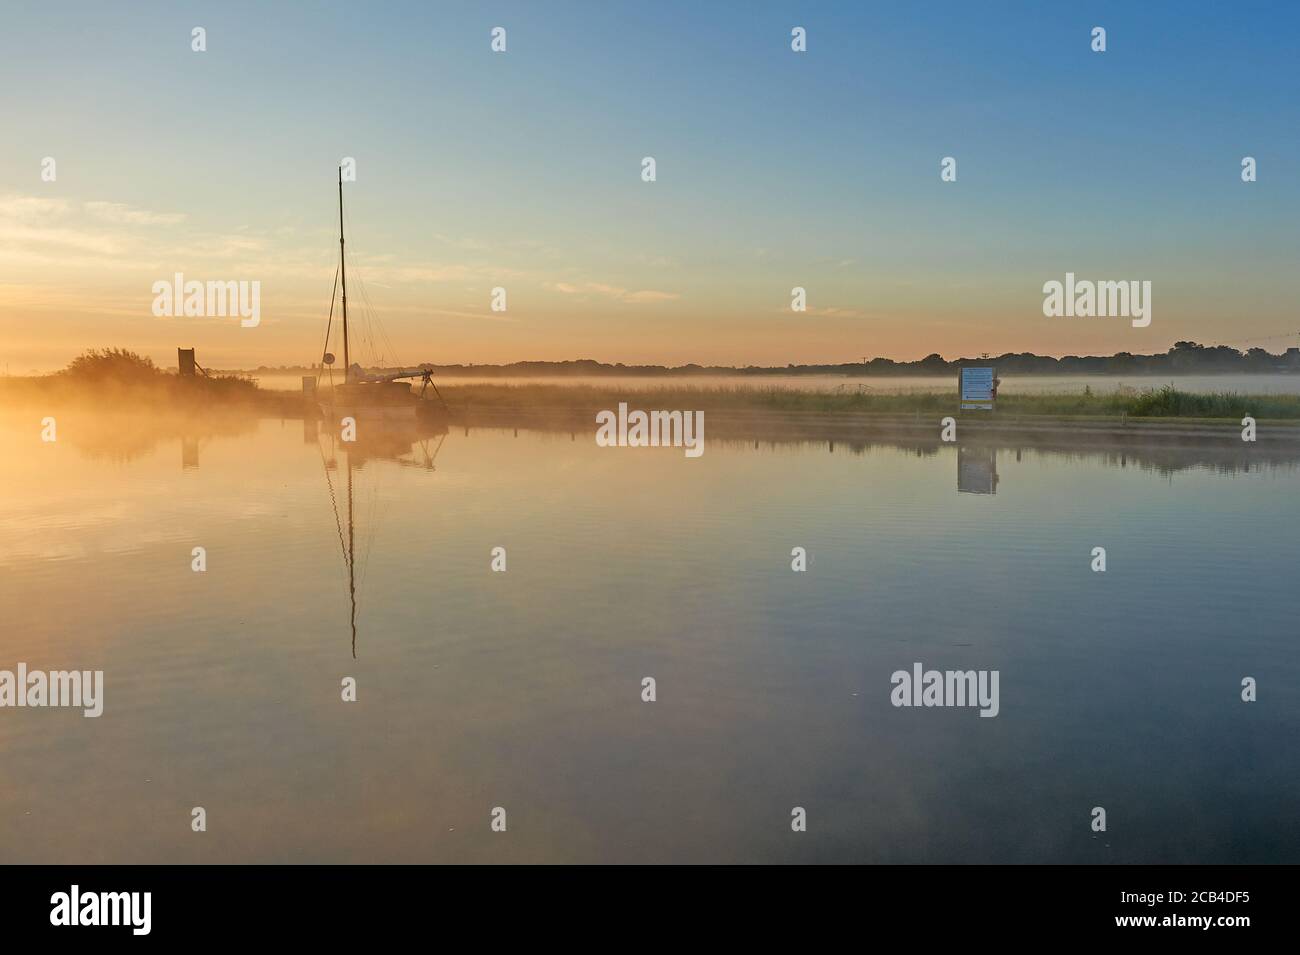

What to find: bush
left=62, top=348, right=160, bottom=381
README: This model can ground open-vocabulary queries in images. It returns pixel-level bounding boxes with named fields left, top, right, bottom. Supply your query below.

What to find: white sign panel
left=960, top=367, right=995, bottom=410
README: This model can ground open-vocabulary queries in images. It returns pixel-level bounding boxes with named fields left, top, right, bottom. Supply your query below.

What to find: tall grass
left=440, top=382, right=1300, bottom=420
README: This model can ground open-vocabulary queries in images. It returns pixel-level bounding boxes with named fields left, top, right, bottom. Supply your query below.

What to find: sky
left=0, top=1, right=1297, bottom=372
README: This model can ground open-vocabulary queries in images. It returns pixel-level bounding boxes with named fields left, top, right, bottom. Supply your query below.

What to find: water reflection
left=452, top=406, right=1300, bottom=478
left=55, top=410, right=258, bottom=463
left=2, top=407, right=1298, bottom=862
left=313, top=419, right=448, bottom=657
left=957, top=447, right=998, bottom=494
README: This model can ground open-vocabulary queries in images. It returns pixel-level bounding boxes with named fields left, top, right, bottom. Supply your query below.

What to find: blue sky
left=1, top=1, right=1296, bottom=369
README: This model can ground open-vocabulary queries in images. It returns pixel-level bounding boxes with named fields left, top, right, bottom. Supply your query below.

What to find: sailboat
left=316, top=166, right=450, bottom=423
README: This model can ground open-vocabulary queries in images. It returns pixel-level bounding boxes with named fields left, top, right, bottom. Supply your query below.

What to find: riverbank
left=454, top=404, right=1300, bottom=449
left=0, top=370, right=302, bottom=416
left=438, top=383, right=1300, bottom=444
left=5, top=375, right=1300, bottom=442
left=439, top=382, right=1300, bottom=419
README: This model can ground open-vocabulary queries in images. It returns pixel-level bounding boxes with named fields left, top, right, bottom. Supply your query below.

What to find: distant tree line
left=416, top=342, right=1300, bottom=377
left=229, top=341, right=1300, bottom=378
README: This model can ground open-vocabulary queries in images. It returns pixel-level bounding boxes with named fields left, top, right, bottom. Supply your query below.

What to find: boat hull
left=319, top=381, right=423, bottom=421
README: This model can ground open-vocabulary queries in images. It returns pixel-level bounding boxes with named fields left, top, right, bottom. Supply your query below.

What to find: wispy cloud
left=0, top=195, right=72, bottom=220
left=621, top=289, right=679, bottom=303
left=802, top=305, right=878, bottom=320
left=83, top=201, right=186, bottom=226
left=0, top=222, right=127, bottom=257
left=545, top=280, right=679, bottom=304
left=431, top=232, right=490, bottom=252
left=0, top=194, right=185, bottom=261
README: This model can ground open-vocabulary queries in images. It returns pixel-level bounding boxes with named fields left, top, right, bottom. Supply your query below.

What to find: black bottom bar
left=0, top=864, right=1284, bottom=941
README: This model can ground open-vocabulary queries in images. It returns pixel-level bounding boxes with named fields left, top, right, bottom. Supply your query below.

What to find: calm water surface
left=1, top=411, right=1297, bottom=863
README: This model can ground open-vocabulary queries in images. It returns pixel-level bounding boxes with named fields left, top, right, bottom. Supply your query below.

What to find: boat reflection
left=316, top=417, right=448, bottom=657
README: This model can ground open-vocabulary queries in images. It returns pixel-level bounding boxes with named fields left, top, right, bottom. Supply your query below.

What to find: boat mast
left=338, top=166, right=350, bottom=383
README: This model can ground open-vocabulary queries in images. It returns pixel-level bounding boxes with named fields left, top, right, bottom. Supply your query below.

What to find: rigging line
left=321, top=264, right=340, bottom=365
left=354, top=452, right=393, bottom=599
left=355, top=477, right=384, bottom=594
left=346, top=247, right=380, bottom=367
left=316, top=438, right=351, bottom=593
left=357, top=267, right=401, bottom=369
left=343, top=205, right=379, bottom=367
left=346, top=243, right=402, bottom=371
left=368, top=297, right=393, bottom=368
left=359, top=271, right=395, bottom=368
left=338, top=199, right=405, bottom=373
left=358, top=274, right=380, bottom=365
left=352, top=503, right=377, bottom=618
left=353, top=478, right=374, bottom=586
left=371, top=267, right=402, bottom=366
left=320, top=456, right=350, bottom=592
left=363, top=284, right=394, bottom=368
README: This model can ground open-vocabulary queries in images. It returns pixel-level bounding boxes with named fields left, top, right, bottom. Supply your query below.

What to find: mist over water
left=1, top=409, right=1297, bottom=863
left=252, top=372, right=1300, bottom=396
